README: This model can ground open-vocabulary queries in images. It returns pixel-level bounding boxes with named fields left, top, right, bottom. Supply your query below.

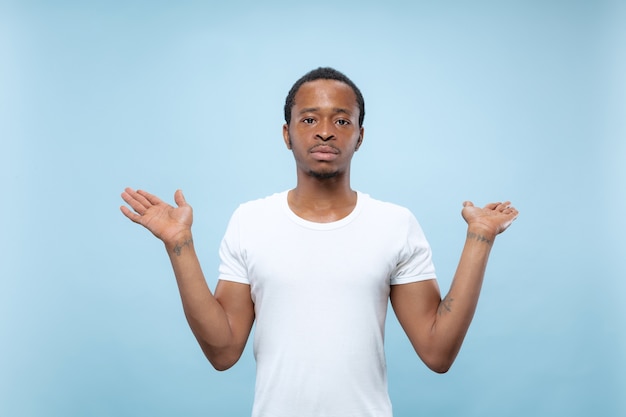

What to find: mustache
left=308, top=144, right=340, bottom=153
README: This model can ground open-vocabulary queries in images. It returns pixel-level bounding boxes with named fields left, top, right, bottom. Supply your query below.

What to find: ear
left=355, top=127, right=364, bottom=151
left=282, top=124, right=292, bottom=149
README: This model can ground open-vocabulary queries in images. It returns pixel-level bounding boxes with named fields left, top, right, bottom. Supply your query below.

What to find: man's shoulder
left=358, top=193, right=429, bottom=241
left=359, top=192, right=413, bottom=217
left=234, top=190, right=288, bottom=217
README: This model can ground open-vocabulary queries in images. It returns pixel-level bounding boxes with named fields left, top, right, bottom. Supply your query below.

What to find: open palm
left=120, top=188, right=193, bottom=244
left=461, top=201, right=519, bottom=236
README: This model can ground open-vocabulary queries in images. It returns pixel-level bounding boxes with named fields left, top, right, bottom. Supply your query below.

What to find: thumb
left=174, top=189, right=187, bottom=207
left=463, top=201, right=474, bottom=208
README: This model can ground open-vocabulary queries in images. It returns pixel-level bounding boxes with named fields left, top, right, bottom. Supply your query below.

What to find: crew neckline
left=280, top=190, right=365, bottom=230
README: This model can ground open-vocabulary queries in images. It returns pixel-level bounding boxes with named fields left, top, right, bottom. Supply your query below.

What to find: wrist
left=164, top=230, right=194, bottom=256
left=466, top=225, right=496, bottom=245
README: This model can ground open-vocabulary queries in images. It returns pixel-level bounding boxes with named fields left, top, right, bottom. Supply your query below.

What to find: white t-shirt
left=218, top=191, right=437, bottom=417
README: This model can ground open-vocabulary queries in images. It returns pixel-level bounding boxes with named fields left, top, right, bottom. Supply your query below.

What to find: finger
left=462, top=201, right=474, bottom=208
left=136, top=189, right=163, bottom=206
left=174, top=189, right=187, bottom=207
left=484, top=202, right=500, bottom=210
left=501, top=203, right=519, bottom=220
left=120, top=205, right=143, bottom=224
left=507, top=206, right=519, bottom=218
left=498, top=201, right=512, bottom=210
left=121, top=190, right=144, bottom=213
left=123, top=187, right=152, bottom=207
left=121, top=189, right=151, bottom=215
left=500, top=210, right=519, bottom=230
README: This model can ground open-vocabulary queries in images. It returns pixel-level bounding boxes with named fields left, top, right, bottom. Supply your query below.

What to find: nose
left=316, top=133, right=335, bottom=141
left=315, top=120, right=335, bottom=141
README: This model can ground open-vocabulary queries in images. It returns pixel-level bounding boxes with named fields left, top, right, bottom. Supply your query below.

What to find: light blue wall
left=1, top=1, right=624, bottom=416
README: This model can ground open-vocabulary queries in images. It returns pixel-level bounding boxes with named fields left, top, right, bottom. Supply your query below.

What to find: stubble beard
left=307, top=168, right=340, bottom=180
left=288, top=134, right=342, bottom=180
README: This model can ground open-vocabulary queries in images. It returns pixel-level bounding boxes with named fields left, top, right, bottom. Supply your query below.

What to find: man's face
left=283, top=79, right=364, bottom=180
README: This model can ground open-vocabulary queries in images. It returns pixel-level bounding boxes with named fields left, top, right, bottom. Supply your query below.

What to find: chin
left=308, top=169, right=339, bottom=180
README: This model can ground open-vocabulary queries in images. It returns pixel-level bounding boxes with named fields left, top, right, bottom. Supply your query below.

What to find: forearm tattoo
left=438, top=296, right=454, bottom=316
left=467, top=231, right=492, bottom=245
left=172, top=237, right=193, bottom=256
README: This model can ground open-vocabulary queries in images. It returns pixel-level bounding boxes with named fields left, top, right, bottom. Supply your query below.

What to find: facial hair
left=308, top=169, right=339, bottom=180
left=288, top=133, right=342, bottom=180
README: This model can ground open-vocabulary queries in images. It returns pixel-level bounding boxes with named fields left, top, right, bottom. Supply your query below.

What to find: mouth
left=309, top=145, right=340, bottom=155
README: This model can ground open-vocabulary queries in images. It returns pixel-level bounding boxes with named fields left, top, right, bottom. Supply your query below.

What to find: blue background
left=1, top=1, right=624, bottom=416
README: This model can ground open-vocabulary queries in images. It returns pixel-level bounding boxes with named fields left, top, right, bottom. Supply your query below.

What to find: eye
left=336, top=119, right=350, bottom=126
left=302, top=117, right=316, bottom=125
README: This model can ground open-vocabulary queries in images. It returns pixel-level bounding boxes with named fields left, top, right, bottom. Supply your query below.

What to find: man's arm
left=120, top=188, right=254, bottom=371
left=390, top=201, right=518, bottom=373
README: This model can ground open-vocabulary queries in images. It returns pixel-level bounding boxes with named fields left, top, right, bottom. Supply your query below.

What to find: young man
left=120, top=67, right=518, bottom=417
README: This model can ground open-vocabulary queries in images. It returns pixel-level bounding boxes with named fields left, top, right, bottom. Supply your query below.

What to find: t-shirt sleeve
left=390, top=211, right=437, bottom=285
left=218, top=207, right=250, bottom=284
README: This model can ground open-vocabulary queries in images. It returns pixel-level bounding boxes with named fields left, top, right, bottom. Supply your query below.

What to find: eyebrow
left=298, top=107, right=353, bottom=116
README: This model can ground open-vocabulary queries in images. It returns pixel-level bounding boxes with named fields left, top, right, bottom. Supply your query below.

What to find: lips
left=309, top=145, right=339, bottom=154
left=309, top=145, right=340, bottom=161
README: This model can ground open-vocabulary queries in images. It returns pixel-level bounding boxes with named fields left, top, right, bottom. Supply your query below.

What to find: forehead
left=293, top=79, right=358, bottom=111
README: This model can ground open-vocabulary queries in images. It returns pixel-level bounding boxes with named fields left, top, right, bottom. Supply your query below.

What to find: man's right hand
left=120, top=188, right=193, bottom=245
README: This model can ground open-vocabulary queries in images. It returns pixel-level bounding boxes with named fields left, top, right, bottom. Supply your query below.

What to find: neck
left=288, top=173, right=357, bottom=223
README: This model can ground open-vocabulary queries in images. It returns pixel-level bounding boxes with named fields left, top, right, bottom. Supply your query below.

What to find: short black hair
left=284, top=67, right=365, bottom=127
